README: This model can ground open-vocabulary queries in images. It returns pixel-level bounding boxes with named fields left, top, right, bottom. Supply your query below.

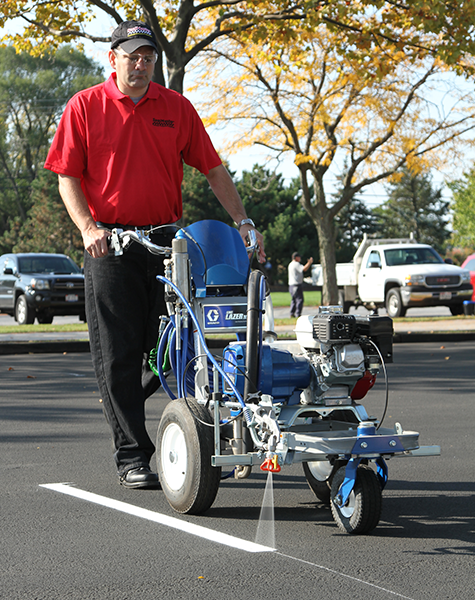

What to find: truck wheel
left=338, top=290, right=352, bottom=314
left=449, top=305, right=464, bottom=316
left=157, top=397, right=221, bottom=515
left=385, top=288, right=406, bottom=318
left=15, top=294, right=35, bottom=325
left=330, top=464, right=382, bottom=534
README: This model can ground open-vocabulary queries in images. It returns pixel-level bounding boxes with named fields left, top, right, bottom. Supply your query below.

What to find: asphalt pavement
left=2, top=343, right=474, bottom=599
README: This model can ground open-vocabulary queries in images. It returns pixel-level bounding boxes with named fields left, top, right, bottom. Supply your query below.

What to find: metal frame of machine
left=110, top=220, right=440, bottom=535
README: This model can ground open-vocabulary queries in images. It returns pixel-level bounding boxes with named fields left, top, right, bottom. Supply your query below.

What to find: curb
left=0, top=340, right=90, bottom=355
left=393, top=331, right=475, bottom=343
left=1, top=331, right=474, bottom=355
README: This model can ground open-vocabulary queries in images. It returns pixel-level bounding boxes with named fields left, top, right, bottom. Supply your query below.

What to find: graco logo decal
left=204, top=305, right=247, bottom=329
left=207, top=309, right=219, bottom=323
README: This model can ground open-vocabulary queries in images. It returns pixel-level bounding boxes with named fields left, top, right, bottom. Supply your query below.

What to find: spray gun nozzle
left=260, top=453, right=281, bottom=473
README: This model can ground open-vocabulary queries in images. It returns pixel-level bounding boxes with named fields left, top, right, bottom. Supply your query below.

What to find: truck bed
left=310, top=262, right=356, bottom=287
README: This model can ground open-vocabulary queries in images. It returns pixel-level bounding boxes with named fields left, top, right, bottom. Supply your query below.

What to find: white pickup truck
left=309, top=235, right=473, bottom=317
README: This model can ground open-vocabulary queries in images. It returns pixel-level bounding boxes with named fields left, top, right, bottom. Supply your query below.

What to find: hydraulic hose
left=155, top=275, right=251, bottom=425
left=243, top=270, right=265, bottom=400
left=157, top=320, right=176, bottom=399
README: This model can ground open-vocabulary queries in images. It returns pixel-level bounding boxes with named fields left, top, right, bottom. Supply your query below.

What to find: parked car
left=0, top=253, right=85, bottom=325
left=461, top=253, right=475, bottom=301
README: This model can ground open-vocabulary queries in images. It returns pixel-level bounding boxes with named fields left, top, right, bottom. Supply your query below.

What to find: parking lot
left=1, top=341, right=474, bottom=599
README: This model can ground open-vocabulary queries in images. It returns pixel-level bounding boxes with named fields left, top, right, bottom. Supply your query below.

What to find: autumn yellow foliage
left=190, top=22, right=475, bottom=302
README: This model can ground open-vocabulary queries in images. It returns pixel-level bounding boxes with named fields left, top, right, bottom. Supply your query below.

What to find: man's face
left=109, top=45, right=156, bottom=97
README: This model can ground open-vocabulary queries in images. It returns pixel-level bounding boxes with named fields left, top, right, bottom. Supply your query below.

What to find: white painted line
left=39, top=483, right=275, bottom=554
left=276, top=553, right=416, bottom=600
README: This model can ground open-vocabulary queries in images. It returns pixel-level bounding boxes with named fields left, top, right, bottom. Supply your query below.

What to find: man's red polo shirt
left=45, top=74, right=222, bottom=226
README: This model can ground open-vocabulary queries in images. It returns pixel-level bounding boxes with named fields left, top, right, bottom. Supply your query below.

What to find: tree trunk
left=315, top=209, right=338, bottom=306
left=298, top=165, right=339, bottom=306
left=167, top=61, right=185, bottom=94
left=152, top=51, right=166, bottom=88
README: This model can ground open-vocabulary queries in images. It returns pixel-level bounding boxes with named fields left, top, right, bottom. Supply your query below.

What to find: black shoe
left=119, top=466, right=160, bottom=489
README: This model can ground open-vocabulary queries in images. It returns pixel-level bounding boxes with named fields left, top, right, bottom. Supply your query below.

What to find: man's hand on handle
left=83, top=225, right=110, bottom=258
left=239, top=223, right=266, bottom=264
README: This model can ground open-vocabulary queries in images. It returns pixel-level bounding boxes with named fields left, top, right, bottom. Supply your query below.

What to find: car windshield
left=18, top=256, right=81, bottom=275
left=384, top=247, right=443, bottom=266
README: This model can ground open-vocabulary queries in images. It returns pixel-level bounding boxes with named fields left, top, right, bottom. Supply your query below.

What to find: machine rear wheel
left=157, top=398, right=221, bottom=515
left=303, top=461, right=334, bottom=505
left=330, top=464, right=382, bottom=534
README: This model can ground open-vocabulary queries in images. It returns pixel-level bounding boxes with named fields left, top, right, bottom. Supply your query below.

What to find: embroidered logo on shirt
left=152, top=118, right=175, bottom=128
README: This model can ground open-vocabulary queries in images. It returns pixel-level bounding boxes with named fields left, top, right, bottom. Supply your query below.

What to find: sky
left=2, top=11, right=471, bottom=209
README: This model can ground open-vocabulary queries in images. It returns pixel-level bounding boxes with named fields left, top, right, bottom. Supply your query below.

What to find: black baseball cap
left=111, top=21, right=158, bottom=53
left=292, top=252, right=301, bottom=259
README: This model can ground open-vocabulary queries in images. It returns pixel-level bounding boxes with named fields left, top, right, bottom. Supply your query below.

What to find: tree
left=0, top=1, right=315, bottom=93
left=449, top=166, right=475, bottom=248
left=331, top=167, right=379, bottom=262
left=181, top=163, right=234, bottom=226
left=4, top=1, right=475, bottom=295
left=180, top=163, right=318, bottom=283
left=236, top=165, right=318, bottom=283
left=192, top=24, right=475, bottom=303
left=375, top=168, right=450, bottom=254
left=334, top=197, right=379, bottom=263
left=4, top=1, right=475, bottom=94
left=0, top=45, right=103, bottom=237
left=1, top=169, right=85, bottom=264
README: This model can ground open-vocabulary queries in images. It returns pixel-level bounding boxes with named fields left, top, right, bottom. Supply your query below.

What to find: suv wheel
left=15, top=294, right=35, bottom=325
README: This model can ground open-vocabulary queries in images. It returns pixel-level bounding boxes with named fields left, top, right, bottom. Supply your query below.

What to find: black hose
left=243, top=270, right=264, bottom=399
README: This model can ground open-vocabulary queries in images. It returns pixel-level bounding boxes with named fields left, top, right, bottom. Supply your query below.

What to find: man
left=288, top=251, right=313, bottom=318
left=45, top=21, right=264, bottom=489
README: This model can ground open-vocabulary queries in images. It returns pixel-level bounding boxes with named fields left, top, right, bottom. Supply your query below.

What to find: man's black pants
left=84, top=232, right=173, bottom=476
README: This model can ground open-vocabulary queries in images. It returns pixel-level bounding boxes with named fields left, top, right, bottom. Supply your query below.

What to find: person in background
left=44, top=20, right=265, bottom=489
left=288, top=251, right=313, bottom=318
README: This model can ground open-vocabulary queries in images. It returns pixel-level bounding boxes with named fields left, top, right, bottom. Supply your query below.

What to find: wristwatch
left=236, top=218, right=256, bottom=229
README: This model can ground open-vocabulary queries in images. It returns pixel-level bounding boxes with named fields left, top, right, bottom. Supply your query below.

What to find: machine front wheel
left=157, top=398, right=221, bottom=515
left=330, top=464, right=382, bottom=534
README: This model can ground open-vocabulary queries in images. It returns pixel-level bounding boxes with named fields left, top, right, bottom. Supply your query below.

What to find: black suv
left=0, top=253, right=85, bottom=324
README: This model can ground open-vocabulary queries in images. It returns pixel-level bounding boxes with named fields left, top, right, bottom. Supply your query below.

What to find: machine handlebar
left=109, top=228, right=172, bottom=256
left=109, top=225, right=259, bottom=258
